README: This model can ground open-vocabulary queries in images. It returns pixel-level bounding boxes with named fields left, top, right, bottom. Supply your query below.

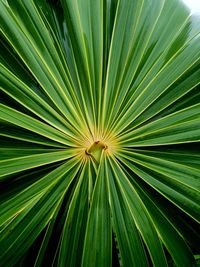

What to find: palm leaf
left=0, top=0, right=200, bottom=266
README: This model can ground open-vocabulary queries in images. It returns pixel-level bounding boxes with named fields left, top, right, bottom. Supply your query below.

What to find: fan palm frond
left=0, top=0, right=200, bottom=266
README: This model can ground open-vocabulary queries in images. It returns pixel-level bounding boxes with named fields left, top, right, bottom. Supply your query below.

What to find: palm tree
left=0, top=0, right=200, bottom=266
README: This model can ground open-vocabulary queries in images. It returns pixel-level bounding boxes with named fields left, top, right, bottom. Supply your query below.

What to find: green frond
left=0, top=0, right=200, bottom=266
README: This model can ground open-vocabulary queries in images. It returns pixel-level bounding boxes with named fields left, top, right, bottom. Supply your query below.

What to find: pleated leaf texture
left=0, top=0, right=200, bottom=266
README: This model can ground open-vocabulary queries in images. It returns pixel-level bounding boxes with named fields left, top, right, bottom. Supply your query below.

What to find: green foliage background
left=0, top=0, right=200, bottom=266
